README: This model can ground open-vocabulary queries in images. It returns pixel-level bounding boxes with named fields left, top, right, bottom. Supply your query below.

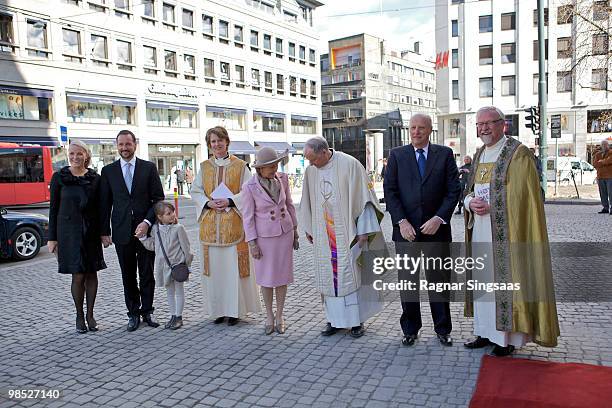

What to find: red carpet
left=469, top=355, right=612, bottom=408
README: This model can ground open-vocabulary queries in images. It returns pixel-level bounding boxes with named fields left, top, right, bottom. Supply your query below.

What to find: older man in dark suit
left=100, top=130, right=165, bottom=332
left=384, top=113, right=461, bottom=347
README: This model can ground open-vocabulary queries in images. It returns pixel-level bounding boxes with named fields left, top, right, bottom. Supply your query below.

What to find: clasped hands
left=207, top=198, right=230, bottom=212
left=469, top=197, right=490, bottom=216
left=399, top=217, right=443, bottom=241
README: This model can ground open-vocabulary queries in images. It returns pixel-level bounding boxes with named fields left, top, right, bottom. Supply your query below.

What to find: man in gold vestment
left=463, top=106, right=559, bottom=356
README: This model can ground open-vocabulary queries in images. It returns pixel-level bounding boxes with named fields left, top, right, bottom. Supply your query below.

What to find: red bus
left=0, top=143, right=57, bottom=206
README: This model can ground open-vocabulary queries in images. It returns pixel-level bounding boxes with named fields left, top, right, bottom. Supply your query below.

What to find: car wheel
left=11, top=227, right=41, bottom=260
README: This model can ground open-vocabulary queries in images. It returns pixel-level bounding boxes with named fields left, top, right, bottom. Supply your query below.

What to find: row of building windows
left=0, top=14, right=318, bottom=99
left=450, top=4, right=608, bottom=37
left=451, top=69, right=607, bottom=100
left=55, top=0, right=318, bottom=66
left=1, top=87, right=318, bottom=133
left=451, top=34, right=609, bottom=70
left=387, top=62, right=435, bottom=81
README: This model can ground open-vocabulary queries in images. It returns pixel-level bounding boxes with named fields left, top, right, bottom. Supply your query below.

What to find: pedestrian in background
left=185, top=166, right=194, bottom=194
left=456, top=155, right=472, bottom=214
left=140, top=201, right=193, bottom=330
left=175, top=167, right=185, bottom=195
left=241, top=147, right=299, bottom=335
left=48, top=141, right=107, bottom=333
left=594, top=140, right=612, bottom=214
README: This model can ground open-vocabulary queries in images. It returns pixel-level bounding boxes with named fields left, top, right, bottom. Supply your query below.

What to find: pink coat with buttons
left=241, top=172, right=297, bottom=242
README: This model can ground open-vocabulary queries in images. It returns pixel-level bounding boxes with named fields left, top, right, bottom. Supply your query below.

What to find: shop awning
left=0, top=85, right=54, bottom=99
left=253, top=110, right=285, bottom=119
left=229, top=141, right=256, bottom=155
left=255, top=141, right=296, bottom=153
left=66, top=93, right=137, bottom=106
left=206, top=106, right=246, bottom=114
left=147, top=101, right=198, bottom=111
left=292, top=142, right=305, bottom=152
left=0, top=136, right=59, bottom=146
left=71, top=137, right=117, bottom=145
left=291, top=114, right=317, bottom=121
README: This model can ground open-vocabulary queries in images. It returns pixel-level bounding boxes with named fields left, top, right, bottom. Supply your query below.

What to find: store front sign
left=147, top=83, right=197, bottom=99
left=158, top=146, right=182, bottom=153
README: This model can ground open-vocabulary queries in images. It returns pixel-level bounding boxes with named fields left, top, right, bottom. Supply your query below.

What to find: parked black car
left=0, top=207, right=49, bottom=260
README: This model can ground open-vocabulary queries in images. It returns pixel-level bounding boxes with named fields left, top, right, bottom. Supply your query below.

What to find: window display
left=67, top=99, right=133, bottom=125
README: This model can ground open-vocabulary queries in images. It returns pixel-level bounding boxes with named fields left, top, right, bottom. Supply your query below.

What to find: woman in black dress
left=48, top=141, right=107, bottom=333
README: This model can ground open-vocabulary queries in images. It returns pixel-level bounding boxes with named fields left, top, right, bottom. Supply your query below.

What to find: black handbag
left=157, top=227, right=190, bottom=283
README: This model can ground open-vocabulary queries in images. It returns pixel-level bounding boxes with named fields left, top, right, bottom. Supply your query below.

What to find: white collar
left=120, top=156, right=137, bottom=167
left=414, top=143, right=430, bottom=154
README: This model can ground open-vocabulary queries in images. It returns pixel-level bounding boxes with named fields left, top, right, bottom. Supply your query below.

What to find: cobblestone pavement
left=1, top=201, right=611, bottom=408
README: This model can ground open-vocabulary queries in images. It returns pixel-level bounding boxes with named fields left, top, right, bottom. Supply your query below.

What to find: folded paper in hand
left=211, top=182, right=234, bottom=212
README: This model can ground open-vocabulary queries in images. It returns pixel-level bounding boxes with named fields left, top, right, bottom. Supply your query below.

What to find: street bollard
left=174, top=187, right=179, bottom=219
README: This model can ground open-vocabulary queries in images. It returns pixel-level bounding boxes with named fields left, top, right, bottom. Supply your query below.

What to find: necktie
left=124, top=162, right=133, bottom=193
left=416, top=148, right=426, bottom=178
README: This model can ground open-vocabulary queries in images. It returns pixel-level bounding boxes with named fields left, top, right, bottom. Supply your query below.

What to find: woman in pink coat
left=241, top=147, right=299, bottom=335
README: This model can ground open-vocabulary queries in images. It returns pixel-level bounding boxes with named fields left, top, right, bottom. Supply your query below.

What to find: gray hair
left=477, top=106, right=505, bottom=121
left=410, top=113, right=433, bottom=128
left=602, top=139, right=609, bottom=146
left=304, top=137, right=329, bottom=154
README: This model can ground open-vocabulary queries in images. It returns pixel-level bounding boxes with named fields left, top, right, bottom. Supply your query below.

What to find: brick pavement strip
left=0, top=203, right=611, bottom=407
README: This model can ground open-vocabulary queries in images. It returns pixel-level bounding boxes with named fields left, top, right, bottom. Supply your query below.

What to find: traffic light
left=524, top=106, right=541, bottom=135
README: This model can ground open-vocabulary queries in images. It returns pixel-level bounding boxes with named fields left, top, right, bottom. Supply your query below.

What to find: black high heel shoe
left=86, top=315, right=98, bottom=332
left=76, top=315, right=87, bottom=334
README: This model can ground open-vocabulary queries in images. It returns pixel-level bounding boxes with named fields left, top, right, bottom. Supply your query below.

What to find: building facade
left=0, top=0, right=322, bottom=187
left=436, top=0, right=612, bottom=163
left=320, top=33, right=437, bottom=175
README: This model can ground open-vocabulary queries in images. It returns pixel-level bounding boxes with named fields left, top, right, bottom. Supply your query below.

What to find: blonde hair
left=69, top=140, right=92, bottom=168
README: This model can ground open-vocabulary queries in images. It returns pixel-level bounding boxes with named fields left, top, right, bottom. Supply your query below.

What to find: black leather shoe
left=86, top=316, right=98, bottom=332
left=321, top=322, right=338, bottom=336
left=401, top=334, right=418, bottom=346
left=143, top=313, right=160, bottom=328
left=464, top=336, right=490, bottom=349
left=213, top=316, right=225, bottom=324
left=165, top=316, right=176, bottom=329
left=491, top=344, right=515, bottom=357
left=227, top=317, right=239, bottom=326
left=170, top=316, right=183, bottom=330
left=437, top=334, right=453, bottom=347
left=127, top=315, right=140, bottom=332
left=350, top=324, right=365, bottom=338
left=76, top=315, right=87, bottom=334
left=598, top=208, right=609, bottom=214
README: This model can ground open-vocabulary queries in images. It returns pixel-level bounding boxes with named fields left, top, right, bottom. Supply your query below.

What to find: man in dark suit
left=100, top=130, right=165, bottom=332
left=383, top=113, right=461, bottom=347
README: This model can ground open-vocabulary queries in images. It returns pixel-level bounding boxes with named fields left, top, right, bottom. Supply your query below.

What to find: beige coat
left=141, top=223, right=194, bottom=288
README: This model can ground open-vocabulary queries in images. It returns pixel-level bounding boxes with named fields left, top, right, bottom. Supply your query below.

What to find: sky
left=314, top=0, right=437, bottom=59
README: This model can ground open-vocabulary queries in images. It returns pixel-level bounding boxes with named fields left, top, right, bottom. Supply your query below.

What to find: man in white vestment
left=300, top=137, right=385, bottom=338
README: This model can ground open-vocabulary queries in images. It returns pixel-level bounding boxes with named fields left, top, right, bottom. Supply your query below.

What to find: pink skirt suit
left=241, top=172, right=297, bottom=288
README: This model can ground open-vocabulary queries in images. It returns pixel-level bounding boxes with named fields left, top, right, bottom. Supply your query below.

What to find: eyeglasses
left=476, top=119, right=503, bottom=128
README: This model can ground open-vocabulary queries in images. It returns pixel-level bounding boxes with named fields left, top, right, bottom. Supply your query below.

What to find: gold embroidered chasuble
left=198, top=155, right=250, bottom=278
left=463, top=137, right=560, bottom=347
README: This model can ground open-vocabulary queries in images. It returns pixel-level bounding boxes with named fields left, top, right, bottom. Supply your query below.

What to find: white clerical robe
left=465, top=137, right=529, bottom=347
left=308, top=153, right=383, bottom=328
left=191, top=156, right=261, bottom=319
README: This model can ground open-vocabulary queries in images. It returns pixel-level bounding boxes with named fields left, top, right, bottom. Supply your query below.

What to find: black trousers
left=177, top=181, right=184, bottom=195
left=396, top=235, right=452, bottom=337
left=115, top=237, right=155, bottom=317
